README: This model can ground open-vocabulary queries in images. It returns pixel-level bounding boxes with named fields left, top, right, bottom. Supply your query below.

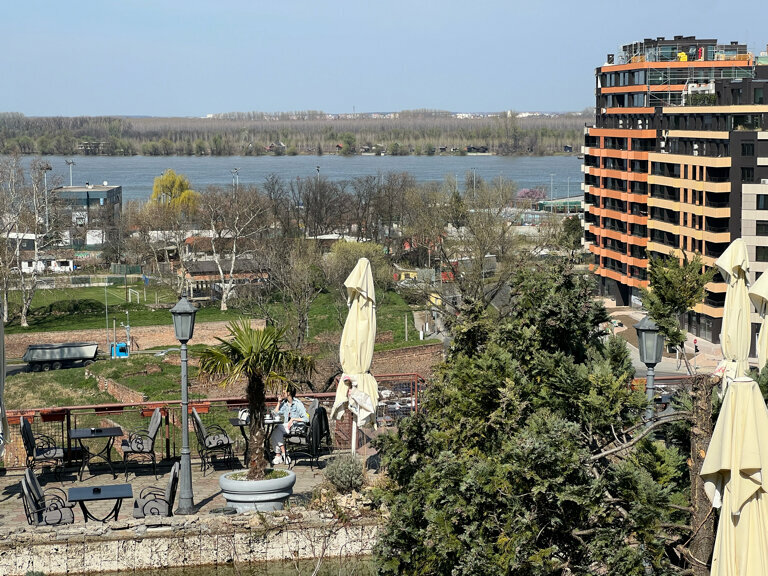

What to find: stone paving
left=0, top=450, right=331, bottom=530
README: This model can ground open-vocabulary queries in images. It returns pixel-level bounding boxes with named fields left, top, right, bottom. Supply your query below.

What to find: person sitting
left=269, top=384, right=309, bottom=465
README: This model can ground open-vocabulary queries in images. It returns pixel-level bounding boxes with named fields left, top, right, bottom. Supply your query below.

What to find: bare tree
left=252, top=239, right=328, bottom=350
left=198, top=184, right=268, bottom=310
left=135, top=200, right=196, bottom=294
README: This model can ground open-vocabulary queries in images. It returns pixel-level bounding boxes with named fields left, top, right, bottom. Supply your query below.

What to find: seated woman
left=269, top=384, right=309, bottom=465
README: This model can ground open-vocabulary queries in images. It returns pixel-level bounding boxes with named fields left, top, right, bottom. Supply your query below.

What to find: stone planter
left=219, top=469, right=296, bottom=512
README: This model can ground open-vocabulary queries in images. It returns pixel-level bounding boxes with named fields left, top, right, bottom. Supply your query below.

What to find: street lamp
left=41, top=162, right=52, bottom=233
left=550, top=173, right=555, bottom=213
left=634, top=315, right=665, bottom=424
left=170, top=293, right=197, bottom=515
left=66, top=159, right=75, bottom=187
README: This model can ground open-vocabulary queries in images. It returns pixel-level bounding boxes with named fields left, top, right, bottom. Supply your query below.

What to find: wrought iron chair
left=122, top=407, right=163, bottom=479
left=20, top=417, right=65, bottom=477
left=133, top=462, right=180, bottom=519
left=191, top=408, right=234, bottom=474
left=285, top=399, right=332, bottom=469
left=21, top=469, right=75, bottom=526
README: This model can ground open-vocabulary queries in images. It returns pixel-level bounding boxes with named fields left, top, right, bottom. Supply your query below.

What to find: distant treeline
left=0, top=109, right=592, bottom=157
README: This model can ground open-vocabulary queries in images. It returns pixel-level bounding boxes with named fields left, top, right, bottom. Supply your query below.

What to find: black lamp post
left=170, top=293, right=197, bottom=514
left=634, top=315, right=665, bottom=424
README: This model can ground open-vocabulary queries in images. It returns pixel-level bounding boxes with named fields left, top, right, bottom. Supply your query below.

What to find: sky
left=2, top=0, right=768, bottom=117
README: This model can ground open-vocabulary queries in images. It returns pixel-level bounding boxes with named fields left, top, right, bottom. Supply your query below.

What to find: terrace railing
left=3, top=372, right=427, bottom=470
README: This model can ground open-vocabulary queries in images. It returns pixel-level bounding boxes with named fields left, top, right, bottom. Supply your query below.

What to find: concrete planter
left=219, top=469, right=296, bottom=512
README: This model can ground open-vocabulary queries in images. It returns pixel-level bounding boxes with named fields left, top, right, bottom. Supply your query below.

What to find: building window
left=757, top=246, right=768, bottom=262
left=742, top=142, right=755, bottom=156
left=758, top=195, right=768, bottom=210
left=756, top=87, right=764, bottom=105
left=742, top=167, right=755, bottom=183
left=758, top=221, right=768, bottom=236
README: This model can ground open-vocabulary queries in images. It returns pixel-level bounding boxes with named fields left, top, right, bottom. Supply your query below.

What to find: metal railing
left=4, top=372, right=427, bottom=470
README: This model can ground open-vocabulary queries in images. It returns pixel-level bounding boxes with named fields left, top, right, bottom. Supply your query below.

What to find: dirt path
left=5, top=319, right=265, bottom=359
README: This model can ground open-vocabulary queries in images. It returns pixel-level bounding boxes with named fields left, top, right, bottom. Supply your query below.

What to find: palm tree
left=199, top=319, right=313, bottom=480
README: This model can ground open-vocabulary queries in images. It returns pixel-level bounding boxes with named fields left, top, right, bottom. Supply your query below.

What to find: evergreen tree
left=374, top=256, right=691, bottom=575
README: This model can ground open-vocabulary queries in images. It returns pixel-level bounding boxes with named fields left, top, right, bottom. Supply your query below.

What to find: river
left=24, top=154, right=582, bottom=203
left=97, top=558, right=374, bottom=576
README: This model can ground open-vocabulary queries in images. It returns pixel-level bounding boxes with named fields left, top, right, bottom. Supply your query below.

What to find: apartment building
left=583, top=35, right=768, bottom=349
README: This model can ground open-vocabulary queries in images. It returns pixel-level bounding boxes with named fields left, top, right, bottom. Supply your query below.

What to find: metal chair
left=20, top=418, right=65, bottom=477
left=122, top=407, right=163, bottom=479
left=21, top=469, right=75, bottom=526
left=191, top=408, right=234, bottom=474
left=133, top=461, right=180, bottom=519
left=286, top=399, right=331, bottom=470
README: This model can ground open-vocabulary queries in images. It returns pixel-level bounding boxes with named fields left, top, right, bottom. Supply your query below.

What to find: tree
left=641, top=252, right=715, bottom=374
left=151, top=169, right=199, bottom=214
left=199, top=321, right=312, bottom=480
left=198, top=185, right=268, bottom=310
left=560, top=215, right=583, bottom=251
left=252, top=239, right=328, bottom=350
left=374, top=256, right=693, bottom=575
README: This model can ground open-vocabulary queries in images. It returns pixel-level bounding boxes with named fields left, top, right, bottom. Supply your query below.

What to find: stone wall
left=0, top=511, right=379, bottom=575
left=88, top=370, right=147, bottom=404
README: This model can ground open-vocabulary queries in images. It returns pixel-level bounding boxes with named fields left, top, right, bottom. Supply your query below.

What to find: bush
left=324, top=454, right=364, bottom=493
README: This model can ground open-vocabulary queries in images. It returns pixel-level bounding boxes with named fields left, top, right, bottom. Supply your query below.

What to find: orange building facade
left=584, top=36, right=768, bottom=347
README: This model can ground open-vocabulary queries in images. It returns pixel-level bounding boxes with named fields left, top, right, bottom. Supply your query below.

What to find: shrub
left=324, top=454, right=364, bottom=493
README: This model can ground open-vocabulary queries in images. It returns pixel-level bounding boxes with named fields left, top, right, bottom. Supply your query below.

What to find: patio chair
left=20, top=418, right=65, bottom=477
left=191, top=408, right=234, bottom=474
left=286, top=399, right=332, bottom=470
left=133, top=461, right=179, bottom=519
left=121, top=407, right=163, bottom=480
left=21, top=469, right=75, bottom=526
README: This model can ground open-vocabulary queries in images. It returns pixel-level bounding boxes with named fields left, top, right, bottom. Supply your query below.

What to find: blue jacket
left=278, top=398, right=309, bottom=423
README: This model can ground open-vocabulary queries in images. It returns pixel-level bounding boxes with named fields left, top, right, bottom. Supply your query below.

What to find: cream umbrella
left=749, top=271, right=768, bottom=372
left=715, top=238, right=751, bottom=380
left=701, top=376, right=768, bottom=575
left=331, top=258, right=379, bottom=453
left=0, top=304, right=6, bottom=460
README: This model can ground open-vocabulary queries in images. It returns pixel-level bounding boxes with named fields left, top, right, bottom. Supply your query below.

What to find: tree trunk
left=687, top=374, right=716, bottom=575
left=246, top=374, right=269, bottom=480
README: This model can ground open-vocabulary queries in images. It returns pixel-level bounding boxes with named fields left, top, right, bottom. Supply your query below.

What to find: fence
left=4, top=372, right=427, bottom=470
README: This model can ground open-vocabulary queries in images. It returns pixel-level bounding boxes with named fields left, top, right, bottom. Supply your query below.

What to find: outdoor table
left=229, top=414, right=282, bottom=464
left=68, top=483, right=133, bottom=523
left=70, top=426, right=123, bottom=481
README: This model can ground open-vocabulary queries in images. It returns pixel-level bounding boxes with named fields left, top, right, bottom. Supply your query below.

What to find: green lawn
left=4, top=282, right=244, bottom=333
left=5, top=366, right=115, bottom=410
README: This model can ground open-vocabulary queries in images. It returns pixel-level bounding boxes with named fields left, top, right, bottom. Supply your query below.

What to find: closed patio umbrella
left=749, top=271, right=768, bottom=372
left=715, top=238, right=751, bottom=380
left=701, top=376, right=768, bottom=575
left=0, top=305, right=6, bottom=460
left=331, top=258, right=379, bottom=452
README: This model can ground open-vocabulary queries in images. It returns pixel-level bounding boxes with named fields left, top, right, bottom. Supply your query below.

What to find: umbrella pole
left=351, top=419, right=357, bottom=456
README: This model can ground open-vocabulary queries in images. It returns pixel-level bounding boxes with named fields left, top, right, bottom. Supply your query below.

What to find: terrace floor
left=0, top=451, right=338, bottom=530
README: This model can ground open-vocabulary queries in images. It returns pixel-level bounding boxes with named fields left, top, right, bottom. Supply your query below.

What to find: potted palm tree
left=199, top=319, right=312, bottom=511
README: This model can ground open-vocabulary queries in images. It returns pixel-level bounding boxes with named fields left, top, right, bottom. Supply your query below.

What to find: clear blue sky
left=2, top=0, right=767, bottom=117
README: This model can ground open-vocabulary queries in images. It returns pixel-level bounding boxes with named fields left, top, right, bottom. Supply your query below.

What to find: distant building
left=52, top=183, right=122, bottom=248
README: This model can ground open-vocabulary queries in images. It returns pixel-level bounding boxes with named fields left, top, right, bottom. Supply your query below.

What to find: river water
left=98, top=558, right=374, bottom=576
left=26, top=154, right=582, bottom=203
